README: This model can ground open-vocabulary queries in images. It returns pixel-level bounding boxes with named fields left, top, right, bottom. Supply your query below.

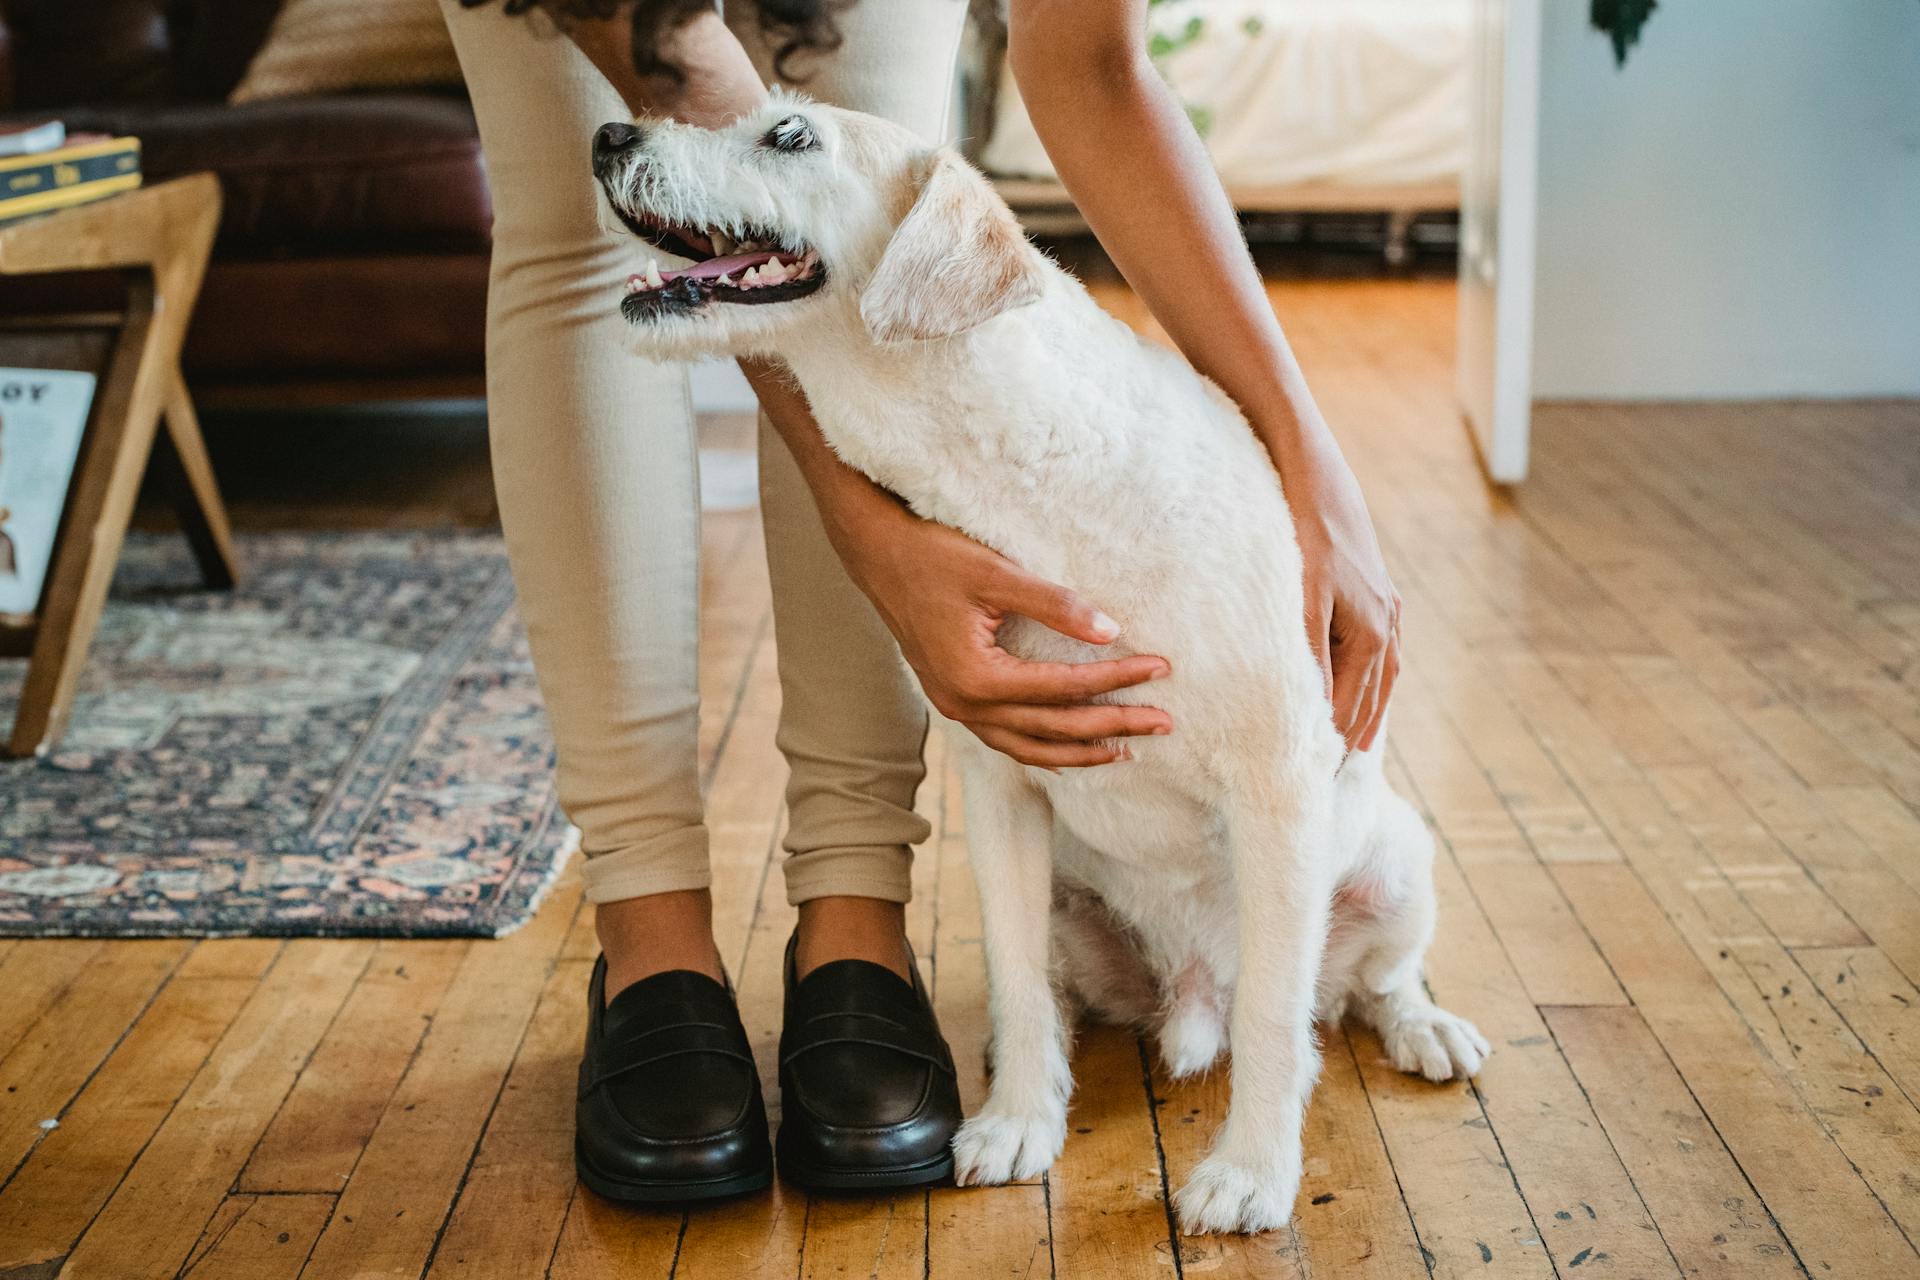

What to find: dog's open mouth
left=614, top=207, right=826, bottom=322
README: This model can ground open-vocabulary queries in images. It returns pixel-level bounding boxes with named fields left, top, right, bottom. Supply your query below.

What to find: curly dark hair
left=458, top=0, right=854, bottom=82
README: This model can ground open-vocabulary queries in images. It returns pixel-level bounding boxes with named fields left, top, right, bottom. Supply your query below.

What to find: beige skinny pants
left=439, top=0, right=967, bottom=905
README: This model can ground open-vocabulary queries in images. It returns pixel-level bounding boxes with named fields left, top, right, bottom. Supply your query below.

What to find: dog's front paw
left=1384, top=1005, right=1491, bottom=1082
left=952, top=1109, right=1067, bottom=1185
left=1174, top=1152, right=1300, bottom=1235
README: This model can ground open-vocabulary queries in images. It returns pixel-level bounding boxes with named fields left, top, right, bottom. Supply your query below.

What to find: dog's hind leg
left=1174, top=744, right=1340, bottom=1236
left=1352, top=980, right=1490, bottom=1082
left=1342, top=796, right=1490, bottom=1082
left=1158, top=956, right=1229, bottom=1080
left=1053, top=887, right=1159, bottom=1027
left=951, top=754, right=1073, bottom=1186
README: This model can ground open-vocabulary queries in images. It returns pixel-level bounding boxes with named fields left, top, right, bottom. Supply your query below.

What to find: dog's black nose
left=593, top=122, right=643, bottom=169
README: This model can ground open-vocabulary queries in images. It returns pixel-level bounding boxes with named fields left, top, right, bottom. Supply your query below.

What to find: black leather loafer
left=575, top=956, right=774, bottom=1202
left=775, top=933, right=963, bottom=1189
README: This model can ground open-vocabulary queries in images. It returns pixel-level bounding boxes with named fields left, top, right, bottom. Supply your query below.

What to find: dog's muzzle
left=592, top=125, right=829, bottom=323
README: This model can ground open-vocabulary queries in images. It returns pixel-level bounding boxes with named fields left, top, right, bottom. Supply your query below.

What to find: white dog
left=592, top=97, right=1488, bottom=1234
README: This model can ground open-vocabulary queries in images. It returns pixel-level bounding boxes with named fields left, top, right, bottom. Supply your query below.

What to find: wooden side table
left=0, top=174, right=238, bottom=757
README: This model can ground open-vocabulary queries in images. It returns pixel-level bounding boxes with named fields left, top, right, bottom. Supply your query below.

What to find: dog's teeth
left=645, top=260, right=664, bottom=289
left=711, top=230, right=732, bottom=255
left=625, top=275, right=643, bottom=295
left=743, top=265, right=761, bottom=284
left=717, top=272, right=733, bottom=286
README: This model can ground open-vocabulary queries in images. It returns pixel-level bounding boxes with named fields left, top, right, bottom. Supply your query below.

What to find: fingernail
left=1150, top=664, right=1171, bottom=681
left=1090, top=611, right=1119, bottom=642
left=1151, top=725, right=1171, bottom=736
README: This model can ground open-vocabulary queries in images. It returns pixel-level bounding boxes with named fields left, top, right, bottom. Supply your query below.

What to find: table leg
left=7, top=289, right=164, bottom=755
left=161, top=367, right=238, bottom=590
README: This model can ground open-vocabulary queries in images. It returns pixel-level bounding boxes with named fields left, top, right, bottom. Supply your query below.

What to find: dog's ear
left=860, top=150, right=1045, bottom=344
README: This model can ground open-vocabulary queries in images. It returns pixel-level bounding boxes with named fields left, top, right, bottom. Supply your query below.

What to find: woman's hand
left=1283, top=432, right=1401, bottom=754
left=831, top=492, right=1175, bottom=769
left=745, top=362, right=1172, bottom=769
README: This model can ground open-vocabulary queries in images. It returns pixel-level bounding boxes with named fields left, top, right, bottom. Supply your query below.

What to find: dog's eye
left=762, top=115, right=819, bottom=154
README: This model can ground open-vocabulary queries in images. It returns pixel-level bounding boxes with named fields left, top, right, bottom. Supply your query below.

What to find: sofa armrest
left=0, top=8, right=17, bottom=113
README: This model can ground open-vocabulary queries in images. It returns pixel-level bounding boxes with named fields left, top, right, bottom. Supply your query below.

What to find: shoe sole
left=576, top=1143, right=774, bottom=1204
left=776, top=1148, right=955, bottom=1191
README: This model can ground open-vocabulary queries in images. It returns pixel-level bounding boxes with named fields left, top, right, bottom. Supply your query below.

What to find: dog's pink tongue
left=666, top=251, right=778, bottom=281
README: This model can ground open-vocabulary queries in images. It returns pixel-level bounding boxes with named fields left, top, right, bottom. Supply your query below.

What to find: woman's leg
left=730, top=0, right=971, bottom=973
left=440, top=2, right=723, bottom=986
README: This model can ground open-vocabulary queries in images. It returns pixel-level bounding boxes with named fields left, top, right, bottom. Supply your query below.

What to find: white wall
left=1532, top=0, right=1920, bottom=400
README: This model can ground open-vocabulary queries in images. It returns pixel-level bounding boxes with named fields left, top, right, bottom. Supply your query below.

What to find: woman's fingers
left=972, top=653, right=1170, bottom=706
left=989, top=701, right=1173, bottom=743
left=972, top=724, right=1134, bottom=769
left=1304, top=600, right=1336, bottom=703
left=986, top=562, right=1124, bottom=645
left=1356, top=623, right=1401, bottom=753
left=1327, top=633, right=1376, bottom=752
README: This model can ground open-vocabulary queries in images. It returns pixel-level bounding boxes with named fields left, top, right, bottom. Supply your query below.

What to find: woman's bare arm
left=1008, top=0, right=1402, bottom=751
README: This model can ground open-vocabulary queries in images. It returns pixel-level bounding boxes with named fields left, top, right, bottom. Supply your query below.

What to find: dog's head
left=592, top=95, right=1045, bottom=358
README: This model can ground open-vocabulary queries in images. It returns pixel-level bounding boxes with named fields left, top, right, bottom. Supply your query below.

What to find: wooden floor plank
left=1554, top=861, right=1917, bottom=1274
left=1727, top=942, right=1920, bottom=1248
left=240, top=938, right=469, bottom=1192
left=545, top=1191, right=684, bottom=1280
left=1415, top=845, right=1669, bottom=1276
left=0, top=972, right=258, bottom=1271
left=1543, top=1006, right=1802, bottom=1279
left=0, top=940, right=187, bottom=1183
left=799, top=1192, right=928, bottom=1280
left=423, top=955, right=593, bottom=1279
left=296, top=879, right=584, bottom=1280
left=927, top=1186, right=1052, bottom=1279
left=1794, top=945, right=1920, bottom=1111
left=1390, top=687, right=1627, bottom=1007
left=0, top=941, right=103, bottom=1067
left=177, top=1193, right=333, bottom=1280
left=54, top=939, right=375, bottom=1280
left=1292, top=1027, right=1426, bottom=1279
left=1043, top=1028, right=1180, bottom=1280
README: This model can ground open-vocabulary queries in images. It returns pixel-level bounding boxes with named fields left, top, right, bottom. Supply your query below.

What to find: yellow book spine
left=0, top=172, right=143, bottom=222
left=0, top=136, right=141, bottom=177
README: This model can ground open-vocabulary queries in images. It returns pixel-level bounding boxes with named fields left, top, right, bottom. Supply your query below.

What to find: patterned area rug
left=0, top=532, right=573, bottom=938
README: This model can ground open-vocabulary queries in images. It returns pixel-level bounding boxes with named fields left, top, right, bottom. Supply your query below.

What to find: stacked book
left=0, top=122, right=141, bottom=227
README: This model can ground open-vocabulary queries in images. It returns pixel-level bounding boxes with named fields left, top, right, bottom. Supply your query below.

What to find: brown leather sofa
left=0, top=0, right=492, bottom=401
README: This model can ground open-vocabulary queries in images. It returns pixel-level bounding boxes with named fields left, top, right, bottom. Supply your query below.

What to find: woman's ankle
left=597, top=889, right=726, bottom=998
left=795, top=896, right=911, bottom=981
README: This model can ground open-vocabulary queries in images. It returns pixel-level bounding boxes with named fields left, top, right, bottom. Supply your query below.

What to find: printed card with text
left=0, top=366, right=98, bottom=617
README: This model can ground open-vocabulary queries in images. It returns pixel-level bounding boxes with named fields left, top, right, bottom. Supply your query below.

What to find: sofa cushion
left=186, top=252, right=489, bottom=381
left=0, top=0, right=286, bottom=109
left=41, top=92, right=491, bottom=255
left=231, top=0, right=463, bottom=104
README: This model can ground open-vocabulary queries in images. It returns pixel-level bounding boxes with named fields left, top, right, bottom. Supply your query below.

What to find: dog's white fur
left=598, top=96, right=1488, bottom=1234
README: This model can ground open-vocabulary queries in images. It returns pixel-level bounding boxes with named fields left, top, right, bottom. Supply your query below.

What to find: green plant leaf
left=1591, top=0, right=1658, bottom=66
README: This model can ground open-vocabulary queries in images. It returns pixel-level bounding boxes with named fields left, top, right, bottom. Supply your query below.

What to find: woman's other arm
left=1008, top=0, right=1402, bottom=752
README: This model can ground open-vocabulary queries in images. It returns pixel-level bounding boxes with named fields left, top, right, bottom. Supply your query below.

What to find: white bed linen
left=977, top=0, right=1471, bottom=190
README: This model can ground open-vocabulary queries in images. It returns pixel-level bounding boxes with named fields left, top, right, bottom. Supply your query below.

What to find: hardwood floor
left=8, top=277, right=1920, bottom=1279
